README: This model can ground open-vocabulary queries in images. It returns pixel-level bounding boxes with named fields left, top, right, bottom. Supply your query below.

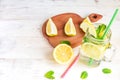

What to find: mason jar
left=79, top=26, right=112, bottom=67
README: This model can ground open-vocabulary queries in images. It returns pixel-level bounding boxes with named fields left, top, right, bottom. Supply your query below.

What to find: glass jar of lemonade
left=79, top=25, right=112, bottom=67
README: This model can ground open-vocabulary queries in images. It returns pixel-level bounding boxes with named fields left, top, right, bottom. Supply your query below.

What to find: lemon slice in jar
left=80, top=17, right=97, bottom=37
left=64, top=18, right=76, bottom=36
left=53, top=44, right=73, bottom=64
left=81, top=42, right=105, bottom=60
left=46, top=18, right=58, bottom=36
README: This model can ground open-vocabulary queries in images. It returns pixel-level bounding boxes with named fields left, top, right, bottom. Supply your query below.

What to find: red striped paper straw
left=60, top=53, right=80, bottom=78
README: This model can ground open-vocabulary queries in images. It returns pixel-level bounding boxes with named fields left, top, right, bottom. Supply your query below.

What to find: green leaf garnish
left=44, top=70, right=55, bottom=79
left=83, top=37, right=89, bottom=43
left=80, top=71, right=88, bottom=79
left=88, top=58, right=94, bottom=66
left=102, top=68, right=112, bottom=74
left=96, top=24, right=106, bottom=39
left=60, top=40, right=71, bottom=45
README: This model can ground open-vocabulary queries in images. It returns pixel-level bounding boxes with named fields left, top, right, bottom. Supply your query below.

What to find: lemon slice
left=53, top=44, right=73, bottom=64
left=81, top=42, right=105, bottom=60
left=80, top=17, right=97, bottom=37
left=46, top=18, right=57, bottom=36
left=64, top=18, right=76, bottom=36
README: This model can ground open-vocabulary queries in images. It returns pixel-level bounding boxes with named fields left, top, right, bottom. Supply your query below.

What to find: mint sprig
left=96, top=24, right=106, bottom=39
left=60, top=40, right=71, bottom=45
left=102, top=68, right=112, bottom=74
left=80, top=71, right=88, bottom=79
left=44, top=70, right=55, bottom=79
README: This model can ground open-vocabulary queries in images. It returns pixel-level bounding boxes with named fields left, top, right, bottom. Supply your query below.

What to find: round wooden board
left=42, top=13, right=85, bottom=48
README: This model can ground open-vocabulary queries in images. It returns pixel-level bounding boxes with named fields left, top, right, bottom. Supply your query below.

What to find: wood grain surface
left=0, top=0, right=120, bottom=80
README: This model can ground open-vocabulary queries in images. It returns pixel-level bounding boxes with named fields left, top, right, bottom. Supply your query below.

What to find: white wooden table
left=0, top=0, right=120, bottom=80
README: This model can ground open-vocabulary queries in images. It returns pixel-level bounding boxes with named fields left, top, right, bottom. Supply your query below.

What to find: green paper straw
left=102, top=8, right=119, bottom=39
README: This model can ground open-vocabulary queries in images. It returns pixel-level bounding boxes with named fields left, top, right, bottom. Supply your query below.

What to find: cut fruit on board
left=64, top=18, right=76, bottom=36
left=42, top=13, right=102, bottom=48
left=46, top=18, right=58, bottom=36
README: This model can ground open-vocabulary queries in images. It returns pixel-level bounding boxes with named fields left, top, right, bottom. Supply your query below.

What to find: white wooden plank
left=0, top=0, right=120, bottom=80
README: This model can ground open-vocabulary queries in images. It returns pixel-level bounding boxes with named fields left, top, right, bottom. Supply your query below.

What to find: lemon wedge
left=64, top=18, right=76, bottom=36
left=46, top=18, right=57, bottom=36
left=53, top=44, right=73, bottom=64
left=81, top=42, right=105, bottom=60
left=80, top=17, right=97, bottom=37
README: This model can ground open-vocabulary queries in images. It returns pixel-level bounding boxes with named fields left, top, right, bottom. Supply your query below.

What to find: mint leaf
left=88, top=58, right=94, bottom=66
left=96, top=24, right=106, bottom=39
left=83, top=37, right=89, bottom=43
left=96, top=24, right=106, bottom=34
left=44, top=70, right=55, bottom=79
left=60, top=40, right=71, bottom=45
left=102, top=68, right=112, bottom=74
left=80, top=71, right=88, bottom=79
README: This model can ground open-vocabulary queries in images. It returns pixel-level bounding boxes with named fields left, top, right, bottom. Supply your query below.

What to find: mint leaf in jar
left=102, top=68, right=112, bottom=74
left=80, top=71, right=88, bottom=79
left=96, top=24, right=106, bottom=39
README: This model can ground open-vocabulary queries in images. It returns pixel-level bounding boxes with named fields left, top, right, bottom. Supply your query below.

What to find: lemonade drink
left=80, top=23, right=111, bottom=66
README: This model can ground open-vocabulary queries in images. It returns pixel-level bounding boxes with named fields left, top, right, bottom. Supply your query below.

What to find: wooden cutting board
left=42, top=13, right=102, bottom=48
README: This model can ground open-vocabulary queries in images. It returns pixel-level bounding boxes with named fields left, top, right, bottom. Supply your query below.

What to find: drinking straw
left=102, top=8, right=119, bottom=39
left=61, top=52, right=80, bottom=78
